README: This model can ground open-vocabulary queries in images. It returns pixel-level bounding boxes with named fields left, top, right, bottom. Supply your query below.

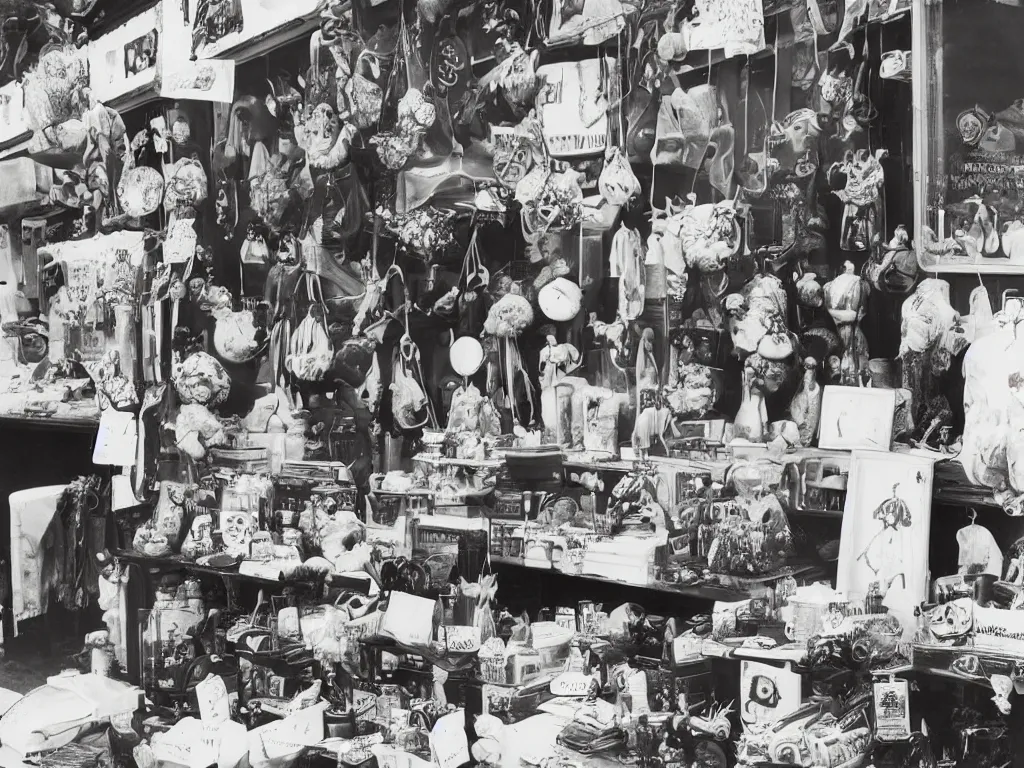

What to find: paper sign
left=216, top=720, right=248, bottom=768
left=161, top=59, right=235, bottom=103
left=112, top=472, right=139, bottom=511
left=430, top=710, right=469, bottom=768
left=549, top=672, right=594, bottom=697
left=873, top=679, right=910, bottom=742
left=739, top=661, right=802, bottom=728
left=93, top=409, right=138, bottom=466
left=248, top=701, right=326, bottom=763
left=443, top=625, right=481, bottom=653
left=371, top=745, right=433, bottom=768
left=151, top=717, right=218, bottom=768
left=380, top=592, right=437, bottom=646
left=196, top=674, right=230, bottom=725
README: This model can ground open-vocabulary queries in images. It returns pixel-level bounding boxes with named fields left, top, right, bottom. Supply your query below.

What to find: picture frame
left=836, top=450, right=935, bottom=605
left=123, top=31, right=158, bottom=77
left=912, top=0, right=1024, bottom=273
left=817, top=386, right=896, bottom=451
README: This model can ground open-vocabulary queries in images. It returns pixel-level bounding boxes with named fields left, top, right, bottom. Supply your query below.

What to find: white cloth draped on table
left=9, top=485, right=66, bottom=638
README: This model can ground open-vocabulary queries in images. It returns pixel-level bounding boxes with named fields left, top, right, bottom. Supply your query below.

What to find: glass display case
left=915, top=0, right=1024, bottom=272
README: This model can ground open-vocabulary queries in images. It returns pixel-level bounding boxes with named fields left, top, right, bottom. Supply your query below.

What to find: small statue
left=180, top=513, right=215, bottom=559
left=539, top=326, right=582, bottom=440
left=823, top=261, right=871, bottom=384
left=539, top=327, right=582, bottom=387
left=788, top=356, right=823, bottom=446
left=734, top=357, right=769, bottom=442
left=636, top=327, right=659, bottom=393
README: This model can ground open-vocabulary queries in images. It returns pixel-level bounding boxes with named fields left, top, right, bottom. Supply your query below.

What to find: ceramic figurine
left=636, top=327, right=660, bottom=393
left=789, top=357, right=823, bottom=446
left=632, top=390, right=671, bottom=455
left=900, top=278, right=968, bottom=445
left=734, top=358, right=768, bottom=442
left=823, top=261, right=871, bottom=384
left=539, top=328, right=582, bottom=440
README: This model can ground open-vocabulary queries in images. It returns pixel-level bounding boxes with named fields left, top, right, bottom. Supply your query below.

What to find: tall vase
left=734, top=369, right=765, bottom=442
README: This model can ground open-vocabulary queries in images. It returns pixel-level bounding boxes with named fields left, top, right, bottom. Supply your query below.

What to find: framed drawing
left=817, top=386, right=896, bottom=451
left=837, top=451, right=935, bottom=608
left=739, top=660, right=801, bottom=728
left=913, top=0, right=1024, bottom=272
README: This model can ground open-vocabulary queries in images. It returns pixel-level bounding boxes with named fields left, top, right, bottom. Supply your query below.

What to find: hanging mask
left=817, top=70, right=852, bottom=112
left=926, top=599, right=973, bottom=640
left=215, top=176, right=237, bottom=234
left=494, top=137, right=535, bottom=190
left=958, top=107, right=989, bottom=147
left=276, top=234, right=298, bottom=264
left=241, top=223, right=270, bottom=265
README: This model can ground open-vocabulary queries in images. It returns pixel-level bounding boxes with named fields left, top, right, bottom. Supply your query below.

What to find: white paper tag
left=380, top=591, right=437, bottom=646
left=873, top=678, right=911, bottom=741
left=430, top=710, right=469, bottom=768
left=112, top=472, right=139, bottom=511
left=550, top=672, right=594, bottom=697
left=93, top=408, right=138, bottom=466
left=65, top=259, right=99, bottom=305
left=443, top=625, right=481, bottom=653
left=197, top=674, right=230, bottom=726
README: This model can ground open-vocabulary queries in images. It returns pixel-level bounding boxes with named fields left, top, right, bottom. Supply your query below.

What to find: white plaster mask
left=301, top=103, right=341, bottom=157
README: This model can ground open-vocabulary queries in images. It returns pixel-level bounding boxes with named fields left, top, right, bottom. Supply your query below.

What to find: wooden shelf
left=112, top=549, right=372, bottom=592
left=0, top=413, right=98, bottom=432
left=490, top=560, right=749, bottom=601
left=931, top=459, right=1002, bottom=509
left=909, top=643, right=1021, bottom=688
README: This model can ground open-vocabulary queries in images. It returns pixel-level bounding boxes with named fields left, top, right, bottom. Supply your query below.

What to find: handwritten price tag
left=550, top=672, right=595, bottom=697
left=443, top=625, right=481, bottom=653
left=430, top=710, right=469, bottom=768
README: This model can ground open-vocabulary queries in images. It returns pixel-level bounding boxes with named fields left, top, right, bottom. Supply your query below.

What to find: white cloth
left=609, top=225, right=644, bottom=321
left=10, top=486, right=66, bottom=637
left=957, top=523, right=1003, bottom=577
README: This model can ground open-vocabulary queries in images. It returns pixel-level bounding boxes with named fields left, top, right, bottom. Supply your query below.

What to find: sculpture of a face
left=221, top=510, right=255, bottom=554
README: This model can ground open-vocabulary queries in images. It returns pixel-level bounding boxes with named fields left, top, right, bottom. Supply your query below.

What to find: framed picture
left=836, top=450, right=935, bottom=606
left=124, top=31, right=158, bottom=77
left=817, top=386, right=896, bottom=451
left=739, top=660, right=802, bottom=728
left=912, top=0, right=1024, bottom=273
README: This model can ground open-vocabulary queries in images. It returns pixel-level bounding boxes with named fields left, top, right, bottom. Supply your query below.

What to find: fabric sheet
left=9, top=485, right=66, bottom=638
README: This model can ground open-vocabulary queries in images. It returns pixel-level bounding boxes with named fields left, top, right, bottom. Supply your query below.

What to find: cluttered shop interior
left=3, top=0, right=1024, bottom=766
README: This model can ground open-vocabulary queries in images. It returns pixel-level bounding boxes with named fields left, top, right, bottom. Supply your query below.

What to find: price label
left=550, top=672, right=595, bottom=697
left=443, top=625, right=481, bottom=653
left=430, top=710, right=469, bottom=768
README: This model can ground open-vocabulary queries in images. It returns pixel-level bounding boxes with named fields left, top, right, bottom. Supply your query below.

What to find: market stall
left=3, top=0, right=1024, bottom=766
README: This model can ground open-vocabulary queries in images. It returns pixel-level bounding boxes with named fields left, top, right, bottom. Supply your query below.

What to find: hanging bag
left=391, top=334, right=440, bottom=430
left=287, top=305, right=334, bottom=381
left=456, top=226, right=489, bottom=337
